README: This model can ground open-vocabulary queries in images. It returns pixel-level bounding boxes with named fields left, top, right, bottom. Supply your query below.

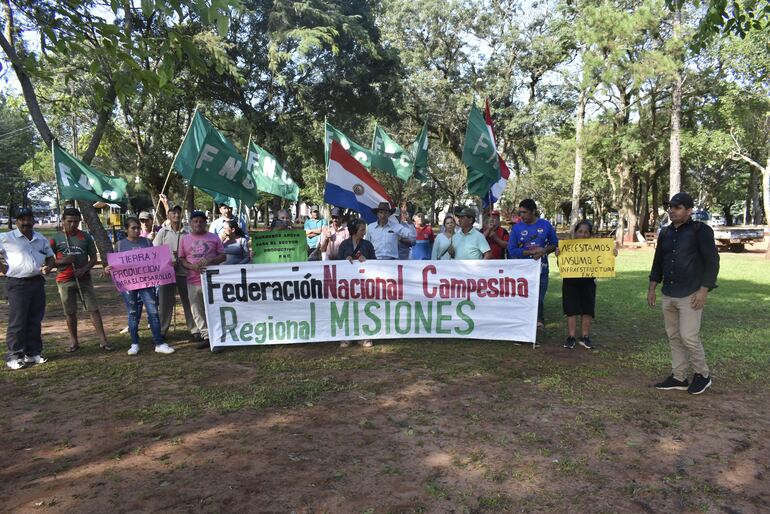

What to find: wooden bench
left=644, top=232, right=656, bottom=247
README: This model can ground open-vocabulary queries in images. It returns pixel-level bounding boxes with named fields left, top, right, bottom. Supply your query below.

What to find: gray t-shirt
left=116, top=237, right=152, bottom=252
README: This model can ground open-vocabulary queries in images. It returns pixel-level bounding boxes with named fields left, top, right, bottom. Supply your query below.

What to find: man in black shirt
left=648, top=192, right=720, bottom=395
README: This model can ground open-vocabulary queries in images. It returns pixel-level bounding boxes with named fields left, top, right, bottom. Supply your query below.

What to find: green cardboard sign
left=251, top=229, right=308, bottom=263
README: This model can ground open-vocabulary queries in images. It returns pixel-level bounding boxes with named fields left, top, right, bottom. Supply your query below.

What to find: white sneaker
left=154, top=343, right=175, bottom=354
left=24, top=355, right=48, bottom=364
left=127, top=344, right=140, bottom=355
left=6, top=359, right=26, bottom=370
left=120, top=326, right=129, bottom=334
left=339, top=340, right=352, bottom=348
left=359, top=340, right=374, bottom=348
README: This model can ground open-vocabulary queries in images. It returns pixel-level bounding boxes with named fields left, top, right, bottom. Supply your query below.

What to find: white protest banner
left=201, top=260, right=540, bottom=346
left=107, top=245, right=176, bottom=292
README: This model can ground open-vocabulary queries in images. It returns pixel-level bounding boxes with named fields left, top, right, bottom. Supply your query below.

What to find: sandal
left=100, top=344, right=113, bottom=351
left=65, top=345, right=79, bottom=353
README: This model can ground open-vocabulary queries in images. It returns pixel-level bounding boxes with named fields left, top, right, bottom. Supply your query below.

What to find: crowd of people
left=0, top=192, right=719, bottom=394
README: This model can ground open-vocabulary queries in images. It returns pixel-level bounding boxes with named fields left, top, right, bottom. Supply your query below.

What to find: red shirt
left=415, top=225, right=434, bottom=243
left=486, top=226, right=509, bottom=259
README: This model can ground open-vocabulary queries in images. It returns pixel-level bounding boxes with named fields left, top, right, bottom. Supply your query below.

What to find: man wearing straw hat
left=366, top=202, right=415, bottom=260
left=50, top=207, right=112, bottom=352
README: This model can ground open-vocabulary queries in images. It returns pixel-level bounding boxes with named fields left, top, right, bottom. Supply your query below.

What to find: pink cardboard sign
left=107, top=245, right=176, bottom=292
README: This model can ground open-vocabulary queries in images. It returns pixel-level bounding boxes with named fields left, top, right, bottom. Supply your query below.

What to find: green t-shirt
left=451, top=228, right=491, bottom=260
left=50, top=230, right=97, bottom=283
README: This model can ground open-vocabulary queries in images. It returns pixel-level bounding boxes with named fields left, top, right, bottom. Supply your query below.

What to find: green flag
left=410, top=122, right=429, bottom=182
left=324, top=121, right=374, bottom=169
left=462, top=105, right=500, bottom=197
left=246, top=141, right=299, bottom=202
left=172, top=110, right=211, bottom=179
left=53, top=142, right=128, bottom=203
left=371, top=124, right=414, bottom=181
left=172, top=111, right=259, bottom=206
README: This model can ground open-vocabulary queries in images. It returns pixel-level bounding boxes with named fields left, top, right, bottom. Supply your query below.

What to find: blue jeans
left=538, top=269, right=549, bottom=323
left=121, top=288, right=164, bottom=346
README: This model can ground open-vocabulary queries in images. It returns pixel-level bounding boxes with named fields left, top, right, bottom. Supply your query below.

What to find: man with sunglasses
left=319, top=207, right=349, bottom=260
left=508, top=199, right=558, bottom=330
left=649, top=192, right=719, bottom=395
left=0, top=209, right=56, bottom=369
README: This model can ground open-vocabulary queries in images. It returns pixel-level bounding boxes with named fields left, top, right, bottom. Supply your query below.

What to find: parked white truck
left=659, top=210, right=765, bottom=252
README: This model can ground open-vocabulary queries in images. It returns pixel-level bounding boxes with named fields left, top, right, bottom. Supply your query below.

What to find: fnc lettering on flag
left=201, top=260, right=541, bottom=346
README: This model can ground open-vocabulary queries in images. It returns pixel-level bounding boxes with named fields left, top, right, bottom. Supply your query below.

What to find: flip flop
left=65, top=345, right=79, bottom=353
left=100, top=344, right=113, bottom=351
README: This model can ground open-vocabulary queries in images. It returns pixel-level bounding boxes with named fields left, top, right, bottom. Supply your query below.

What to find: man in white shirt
left=366, top=202, right=415, bottom=260
left=0, top=209, right=56, bottom=369
left=154, top=203, right=197, bottom=340
left=450, top=208, right=492, bottom=260
left=209, top=203, right=248, bottom=238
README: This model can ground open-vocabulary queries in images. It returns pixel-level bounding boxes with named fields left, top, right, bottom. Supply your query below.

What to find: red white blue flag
left=324, top=140, right=393, bottom=223
left=483, top=98, right=510, bottom=208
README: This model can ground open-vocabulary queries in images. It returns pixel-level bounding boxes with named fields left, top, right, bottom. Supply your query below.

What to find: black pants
left=5, top=276, right=46, bottom=360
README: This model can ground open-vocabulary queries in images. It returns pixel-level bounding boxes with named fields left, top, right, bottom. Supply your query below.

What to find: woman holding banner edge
left=105, top=217, right=175, bottom=356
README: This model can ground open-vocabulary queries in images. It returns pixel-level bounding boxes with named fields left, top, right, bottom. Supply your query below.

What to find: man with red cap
left=482, top=210, right=509, bottom=259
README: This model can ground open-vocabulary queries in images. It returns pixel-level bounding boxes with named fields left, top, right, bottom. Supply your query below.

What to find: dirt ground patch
left=1, top=252, right=769, bottom=513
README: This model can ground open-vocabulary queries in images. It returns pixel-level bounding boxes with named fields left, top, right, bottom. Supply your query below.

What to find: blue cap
left=16, top=208, right=34, bottom=219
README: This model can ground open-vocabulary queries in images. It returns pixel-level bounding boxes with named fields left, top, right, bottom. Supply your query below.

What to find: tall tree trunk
left=570, top=87, right=587, bottom=230
left=638, top=177, right=650, bottom=233
left=763, top=153, right=770, bottom=259
left=745, top=169, right=755, bottom=223
left=1, top=3, right=114, bottom=260
left=651, top=171, right=660, bottom=228
left=669, top=9, right=683, bottom=197
left=669, top=71, right=683, bottom=197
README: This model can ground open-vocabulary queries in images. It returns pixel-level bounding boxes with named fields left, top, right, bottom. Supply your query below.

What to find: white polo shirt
left=366, top=217, right=415, bottom=260
left=0, top=229, right=54, bottom=278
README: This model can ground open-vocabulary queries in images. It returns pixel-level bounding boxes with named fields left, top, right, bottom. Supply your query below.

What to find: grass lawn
left=1, top=248, right=768, bottom=512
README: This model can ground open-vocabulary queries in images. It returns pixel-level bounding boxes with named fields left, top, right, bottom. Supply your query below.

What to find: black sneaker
left=196, top=338, right=210, bottom=350
left=211, top=346, right=223, bottom=354
left=579, top=336, right=593, bottom=350
left=688, top=373, right=712, bottom=395
left=654, top=374, right=689, bottom=390
left=563, top=336, right=576, bottom=349
left=190, top=333, right=203, bottom=343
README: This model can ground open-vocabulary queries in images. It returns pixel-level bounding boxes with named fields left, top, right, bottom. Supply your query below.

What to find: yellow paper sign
left=557, top=238, right=616, bottom=278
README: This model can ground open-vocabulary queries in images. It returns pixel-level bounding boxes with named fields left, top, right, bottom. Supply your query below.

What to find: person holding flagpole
left=482, top=210, right=509, bottom=259
left=50, top=207, right=112, bottom=352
